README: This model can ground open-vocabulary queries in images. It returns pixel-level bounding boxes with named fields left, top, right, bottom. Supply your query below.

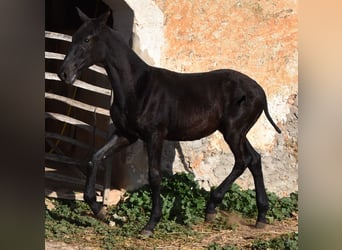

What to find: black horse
left=59, top=8, right=281, bottom=236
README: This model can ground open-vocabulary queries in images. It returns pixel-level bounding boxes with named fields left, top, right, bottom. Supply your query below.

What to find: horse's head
left=59, top=8, right=110, bottom=84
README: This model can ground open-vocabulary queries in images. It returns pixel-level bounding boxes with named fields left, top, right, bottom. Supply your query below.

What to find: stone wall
left=112, top=0, right=298, bottom=197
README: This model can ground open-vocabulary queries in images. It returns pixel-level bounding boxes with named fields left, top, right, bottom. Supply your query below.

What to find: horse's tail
left=263, top=95, right=281, bottom=134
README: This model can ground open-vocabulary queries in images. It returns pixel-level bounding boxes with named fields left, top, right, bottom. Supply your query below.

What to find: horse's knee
left=88, top=155, right=102, bottom=171
left=92, top=152, right=104, bottom=164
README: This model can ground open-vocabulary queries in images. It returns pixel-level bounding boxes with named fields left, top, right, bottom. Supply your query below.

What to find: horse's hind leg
left=205, top=131, right=270, bottom=228
left=84, top=134, right=135, bottom=219
left=245, top=139, right=269, bottom=228
left=205, top=95, right=264, bottom=223
left=205, top=129, right=251, bottom=221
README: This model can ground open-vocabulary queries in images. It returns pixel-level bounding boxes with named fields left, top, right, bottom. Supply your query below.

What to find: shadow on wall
left=163, top=141, right=191, bottom=175
left=112, top=140, right=190, bottom=192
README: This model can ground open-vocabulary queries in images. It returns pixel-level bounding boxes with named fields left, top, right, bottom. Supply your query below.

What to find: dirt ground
left=45, top=212, right=298, bottom=250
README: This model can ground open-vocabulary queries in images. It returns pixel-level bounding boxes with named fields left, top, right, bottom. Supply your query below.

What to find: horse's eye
left=84, top=38, right=90, bottom=43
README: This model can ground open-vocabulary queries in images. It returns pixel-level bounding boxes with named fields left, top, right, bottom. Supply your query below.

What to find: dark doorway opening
left=45, top=0, right=134, bottom=205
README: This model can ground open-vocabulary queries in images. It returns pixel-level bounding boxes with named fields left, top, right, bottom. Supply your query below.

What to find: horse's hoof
left=96, top=207, right=107, bottom=221
left=140, top=229, right=153, bottom=238
left=205, top=213, right=216, bottom=222
left=255, top=221, right=267, bottom=229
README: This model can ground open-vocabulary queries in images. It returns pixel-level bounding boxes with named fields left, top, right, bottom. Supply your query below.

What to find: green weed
left=252, top=232, right=299, bottom=249
left=221, top=183, right=298, bottom=222
left=45, top=173, right=298, bottom=248
left=207, top=242, right=238, bottom=250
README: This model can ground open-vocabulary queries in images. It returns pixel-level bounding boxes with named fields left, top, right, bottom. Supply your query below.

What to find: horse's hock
left=45, top=0, right=297, bottom=204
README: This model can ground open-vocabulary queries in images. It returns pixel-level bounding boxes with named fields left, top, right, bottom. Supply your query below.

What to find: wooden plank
left=45, top=166, right=86, bottom=180
left=89, top=65, right=107, bottom=76
left=45, top=51, right=107, bottom=76
left=45, top=30, right=112, bottom=206
left=45, top=51, right=65, bottom=60
left=103, top=161, right=113, bottom=206
left=45, top=112, right=107, bottom=138
left=45, top=188, right=103, bottom=202
left=45, top=72, right=112, bottom=96
left=45, top=132, right=93, bottom=150
left=45, top=171, right=103, bottom=190
left=45, top=153, right=82, bottom=166
left=45, top=92, right=110, bottom=116
left=45, top=31, right=72, bottom=42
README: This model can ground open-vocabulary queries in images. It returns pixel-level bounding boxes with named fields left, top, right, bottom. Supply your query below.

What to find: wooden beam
left=45, top=153, right=82, bottom=166
left=45, top=72, right=112, bottom=96
left=45, top=31, right=72, bottom=42
left=45, top=188, right=103, bottom=202
left=45, top=166, right=86, bottom=180
left=45, top=132, right=94, bottom=150
left=45, top=51, right=65, bottom=60
left=45, top=171, right=103, bottom=190
left=45, top=92, right=110, bottom=117
left=45, top=51, right=107, bottom=76
left=45, top=112, right=107, bottom=138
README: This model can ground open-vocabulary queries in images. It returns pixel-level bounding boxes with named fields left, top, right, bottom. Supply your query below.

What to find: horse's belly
left=165, top=114, right=221, bottom=141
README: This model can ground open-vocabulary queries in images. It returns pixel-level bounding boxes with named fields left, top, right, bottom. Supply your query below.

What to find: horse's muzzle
left=58, top=68, right=77, bottom=84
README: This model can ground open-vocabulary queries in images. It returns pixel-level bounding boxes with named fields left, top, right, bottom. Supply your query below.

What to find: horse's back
left=134, top=67, right=264, bottom=140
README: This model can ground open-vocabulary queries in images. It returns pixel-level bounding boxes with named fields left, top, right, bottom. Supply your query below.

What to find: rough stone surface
left=125, top=0, right=165, bottom=66
left=113, top=0, right=298, bottom=197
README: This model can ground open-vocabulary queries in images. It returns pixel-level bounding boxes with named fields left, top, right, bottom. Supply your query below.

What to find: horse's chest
left=110, top=106, right=141, bottom=137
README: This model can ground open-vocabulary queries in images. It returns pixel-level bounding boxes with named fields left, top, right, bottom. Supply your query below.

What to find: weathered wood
left=45, top=153, right=82, bottom=166
left=46, top=164, right=87, bottom=181
left=45, top=72, right=112, bottom=96
left=45, top=188, right=103, bottom=202
left=45, top=51, right=107, bottom=76
left=45, top=51, right=65, bottom=60
left=45, top=92, right=110, bottom=116
left=45, top=112, right=107, bottom=138
left=89, top=64, right=108, bottom=76
left=45, top=170, right=103, bottom=190
left=45, top=30, right=114, bottom=206
left=45, top=31, right=72, bottom=42
left=45, top=132, right=94, bottom=150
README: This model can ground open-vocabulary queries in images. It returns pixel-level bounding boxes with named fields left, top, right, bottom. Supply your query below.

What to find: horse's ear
left=76, top=7, right=90, bottom=22
left=96, top=10, right=111, bottom=26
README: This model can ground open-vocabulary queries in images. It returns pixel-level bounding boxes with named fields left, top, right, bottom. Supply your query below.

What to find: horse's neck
left=104, top=33, right=148, bottom=110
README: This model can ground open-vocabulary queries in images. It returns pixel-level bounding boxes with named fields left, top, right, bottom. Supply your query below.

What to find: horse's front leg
left=141, top=131, right=165, bottom=236
left=84, top=134, right=134, bottom=219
